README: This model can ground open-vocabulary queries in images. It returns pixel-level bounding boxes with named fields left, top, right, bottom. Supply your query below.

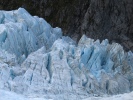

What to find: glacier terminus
left=0, top=8, right=133, bottom=100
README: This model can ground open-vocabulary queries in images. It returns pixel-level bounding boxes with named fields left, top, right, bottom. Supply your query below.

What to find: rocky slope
left=0, top=8, right=133, bottom=100
left=0, top=0, right=133, bottom=51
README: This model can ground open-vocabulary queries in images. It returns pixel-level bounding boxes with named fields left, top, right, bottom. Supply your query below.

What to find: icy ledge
left=0, top=90, right=133, bottom=100
left=0, top=8, right=133, bottom=100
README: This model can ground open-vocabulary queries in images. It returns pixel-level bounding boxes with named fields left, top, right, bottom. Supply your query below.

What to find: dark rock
left=81, top=0, right=133, bottom=51
left=0, top=0, right=133, bottom=51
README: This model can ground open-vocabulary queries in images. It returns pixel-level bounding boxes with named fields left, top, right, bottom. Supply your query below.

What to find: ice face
left=0, top=35, right=133, bottom=99
left=0, top=8, right=133, bottom=100
left=0, top=8, right=62, bottom=63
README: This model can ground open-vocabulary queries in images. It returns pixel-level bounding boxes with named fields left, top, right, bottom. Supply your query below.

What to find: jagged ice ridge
left=0, top=8, right=133, bottom=100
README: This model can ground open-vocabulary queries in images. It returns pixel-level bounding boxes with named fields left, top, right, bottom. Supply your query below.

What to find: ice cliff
left=0, top=8, right=62, bottom=63
left=0, top=8, right=133, bottom=100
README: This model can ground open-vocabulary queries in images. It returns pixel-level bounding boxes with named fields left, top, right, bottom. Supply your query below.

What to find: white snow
left=0, top=90, right=53, bottom=100
left=83, top=92, right=133, bottom=100
left=0, top=89, right=133, bottom=100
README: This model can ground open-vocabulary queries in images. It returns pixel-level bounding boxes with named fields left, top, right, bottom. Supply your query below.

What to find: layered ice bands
left=0, top=8, right=62, bottom=62
left=0, top=8, right=133, bottom=100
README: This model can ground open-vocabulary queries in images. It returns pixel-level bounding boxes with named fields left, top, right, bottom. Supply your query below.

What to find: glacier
left=1, top=90, right=133, bottom=100
left=0, top=8, right=133, bottom=100
left=0, top=8, right=62, bottom=63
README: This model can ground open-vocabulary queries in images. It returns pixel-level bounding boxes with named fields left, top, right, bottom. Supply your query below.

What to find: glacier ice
left=0, top=8, right=62, bottom=63
left=0, top=8, right=133, bottom=100
left=1, top=90, right=133, bottom=100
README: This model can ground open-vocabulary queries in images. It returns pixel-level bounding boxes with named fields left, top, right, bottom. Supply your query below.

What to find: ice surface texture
left=1, top=90, right=133, bottom=100
left=0, top=8, right=62, bottom=63
left=0, top=8, right=133, bottom=100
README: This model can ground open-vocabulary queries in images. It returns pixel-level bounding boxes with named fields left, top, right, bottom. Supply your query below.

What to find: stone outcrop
left=0, top=0, right=133, bottom=51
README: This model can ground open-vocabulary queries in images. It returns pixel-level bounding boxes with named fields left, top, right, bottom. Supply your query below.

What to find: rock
left=1, top=0, right=133, bottom=51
